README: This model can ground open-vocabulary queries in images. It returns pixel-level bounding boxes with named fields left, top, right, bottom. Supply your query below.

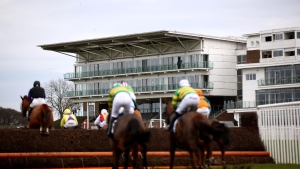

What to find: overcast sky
left=0, top=0, right=299, bottom=111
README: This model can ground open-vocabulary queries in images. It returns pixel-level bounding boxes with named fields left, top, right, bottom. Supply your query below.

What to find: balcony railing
left=258, top=76, right=300, bottom=86
left=64, top=62, right=213, bottom=79
left=225, top=98, right=300, bottom=109
left=225, top=101, right=257, bottom=109
left=65, top=82, right=214, bottom=97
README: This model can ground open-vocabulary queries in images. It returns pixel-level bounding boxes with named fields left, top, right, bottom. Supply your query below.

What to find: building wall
left=246, top=50, right=260, bottom=63
left=204, top=39, right=246, bottom=96
left=242, top=68, right=264, bottom=102
left=246, top=36, right=260, bottom=50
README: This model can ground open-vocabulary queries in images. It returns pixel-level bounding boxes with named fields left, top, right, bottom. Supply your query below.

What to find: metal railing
left=258, top=76, right=300, bottom=86
left=64, top=62, right=213, bottom=79
left=65, top=82, right=214, bottom=97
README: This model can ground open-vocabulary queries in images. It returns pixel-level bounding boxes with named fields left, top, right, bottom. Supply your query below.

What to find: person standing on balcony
left=167, top=79, right=200, bottom=131
left=107, top=83, right=133, bottom=138
left=195, top=89, right=211, bottom=118
left=177, top=57, right=182, bottom=69
left=94, top=109, right=108, bottom=129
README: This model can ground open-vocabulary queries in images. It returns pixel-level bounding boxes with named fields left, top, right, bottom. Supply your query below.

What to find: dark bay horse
left=110, top=113, right=150, bottom=169
left=20, top=95, right=54, bottom=135
left=164, top=99, right=229, bottom=169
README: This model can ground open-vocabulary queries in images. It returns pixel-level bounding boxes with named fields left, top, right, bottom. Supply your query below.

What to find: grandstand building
left=39, top=30, right=246, bottom=127
left=227, top=27, right=300, bottom=124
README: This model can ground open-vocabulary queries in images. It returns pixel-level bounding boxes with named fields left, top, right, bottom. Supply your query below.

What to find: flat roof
left=38, top=30, right=246, bottom=53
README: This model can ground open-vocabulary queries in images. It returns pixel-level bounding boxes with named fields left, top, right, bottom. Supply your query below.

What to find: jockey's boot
left=167, top=112, right=181, bottom=131
left=107, top=117, right=117, bottom=138
left=28, top=107, right=33, bottom=121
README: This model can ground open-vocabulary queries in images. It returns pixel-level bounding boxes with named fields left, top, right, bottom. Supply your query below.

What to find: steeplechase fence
left=257, top=102, right=300, bottom=164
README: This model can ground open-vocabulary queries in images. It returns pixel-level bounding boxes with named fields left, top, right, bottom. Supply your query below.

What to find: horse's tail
left=193, top=116, right=215, bottom=136
left=41, top=104, right=53, bottom=128
left=211, top=120, right=231, bottom=145
left=127, top=118, right=151, bottom=143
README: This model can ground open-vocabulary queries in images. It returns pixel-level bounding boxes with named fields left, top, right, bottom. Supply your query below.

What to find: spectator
left=94, top=109, right=109, bottom=129
left=195, top=89, right=211, bottom=118
left=233, top=119, right=238, bottom=126
left=177, top=58, right=182, bottom=69
left=60, top=108, right=78, bottom=129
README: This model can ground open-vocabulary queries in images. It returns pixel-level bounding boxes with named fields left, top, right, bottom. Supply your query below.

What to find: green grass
left=213, top=163, right=300, bottom=169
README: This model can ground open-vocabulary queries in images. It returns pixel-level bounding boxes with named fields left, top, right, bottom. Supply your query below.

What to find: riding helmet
left=179, top=79, right=190, bottom=87
left=195, top=89, right=203, bottom=96
left=113, top=83, right=122, bottom=87
left=33, top=81, right=40, bottom=87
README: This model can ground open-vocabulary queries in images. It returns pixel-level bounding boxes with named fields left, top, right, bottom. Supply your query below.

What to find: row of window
left=75, top=54, right=208, bottom=73
left=75, top=75, right=205, bottom=91
left=263, top=32, right=300, bottom=42
left=256, top=88, right=300, bottom=105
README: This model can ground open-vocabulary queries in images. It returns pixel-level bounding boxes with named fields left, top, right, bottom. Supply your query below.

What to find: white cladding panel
left=246, top=35, right=260, bottom=50
left=242, top=68, right=264, bottom=102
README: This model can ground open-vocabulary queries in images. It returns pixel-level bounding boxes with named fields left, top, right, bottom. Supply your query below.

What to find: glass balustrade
left=65, top=82, right=213, bottom=97
left=258, top=76, right=300, bottom=86
left=64, top=61, right=213, bottom=79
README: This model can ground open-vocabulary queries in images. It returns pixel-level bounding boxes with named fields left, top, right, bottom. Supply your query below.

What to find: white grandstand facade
left=39, top=30, right=246, bottom=126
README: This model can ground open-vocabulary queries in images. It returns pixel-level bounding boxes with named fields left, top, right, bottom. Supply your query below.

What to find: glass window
left=273, top=50, right=283, bottom=57
left=297, top=49, right=300, bottom=56
left=273, top=34, right=283, bottom=40
left=297, top=32, right=300, bottom=39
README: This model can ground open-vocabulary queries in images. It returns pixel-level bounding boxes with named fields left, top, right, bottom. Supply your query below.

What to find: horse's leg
left=113, top=148, right=120, bottom=169
left=204, top=140, right=213, bottom=168
left=216, top=140, right=226, bottom=167
left=169, top=135, right=176, bottom=169
left=188, top=141, right=200, bottom=169
left=131, top=144, right=139, bottom=169
left=123, top=145, right=130, bottom=169
left=140, top=143, right=148, bottom=169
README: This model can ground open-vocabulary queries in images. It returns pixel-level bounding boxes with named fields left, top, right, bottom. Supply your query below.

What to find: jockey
left=107, top=83, right=134, bottom=138
left=27, top=81, right=46, bottom=121
left=60, top=108, right=78, bottom=129
left=195, top=89, right=211, bottom=118
left=119, top=81, right=138, bottom=113
left=94, top=109, right=109, bottom=129
left=168, top=79, right=200, bottom=131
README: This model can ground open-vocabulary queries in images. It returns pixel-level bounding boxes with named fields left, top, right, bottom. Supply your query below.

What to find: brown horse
left=20, top=95, right=54, bottom=135
left=164, top=99, right=227, bottom=169
left=164, top=99, right=230, bottom=169
left=110, top=113, right=150, bottom=169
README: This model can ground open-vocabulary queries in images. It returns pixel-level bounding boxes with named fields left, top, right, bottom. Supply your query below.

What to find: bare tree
left=0, top=107, right=27, bottom=126
left=44, top=78, right=77, bottom=119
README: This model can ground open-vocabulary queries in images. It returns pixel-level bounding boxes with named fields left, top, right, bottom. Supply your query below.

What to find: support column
left=159, top=97, right=162, bottom=128
left=87, top=102, right=89, bottom=129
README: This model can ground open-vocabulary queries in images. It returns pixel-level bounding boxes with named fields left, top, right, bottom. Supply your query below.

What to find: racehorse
left=20, top=95, right=54, bottom=135
left=164, top=99, right=230, bottom=169
left=164, top=99, right=214, bottom=169
left=110, top=113, right=150, bottom=169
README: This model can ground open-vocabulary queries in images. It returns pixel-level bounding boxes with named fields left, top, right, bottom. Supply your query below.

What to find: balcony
left=65, top=82, right=214, bottom=97
left=64, top=62, right=213, bottom=79
left=225, top=98, right=300, bottom=110
left=258, top=76, right=300, bottom=86
left=225, top=101, right=257, bottom=109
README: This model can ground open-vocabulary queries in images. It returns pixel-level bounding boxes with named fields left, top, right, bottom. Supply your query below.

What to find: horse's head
left=163, top=98, right=174, bottom=124
left=20, top=95, right=30, bottom=117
